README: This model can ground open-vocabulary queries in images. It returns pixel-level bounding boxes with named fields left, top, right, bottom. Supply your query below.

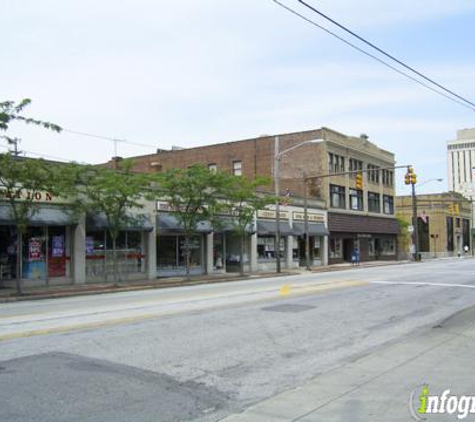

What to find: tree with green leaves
left=0, top=155, right=71, bottom=294
left=222, top=176, right=274, bottom=275
left=156, top=164, right=227, bottom=278
left=75, top=159, right=152, bottom=284
left=0, top=99, right=63, bottom=294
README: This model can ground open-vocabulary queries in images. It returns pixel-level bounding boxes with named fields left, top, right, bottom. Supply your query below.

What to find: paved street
left=1, top=258, right=475, bottom=421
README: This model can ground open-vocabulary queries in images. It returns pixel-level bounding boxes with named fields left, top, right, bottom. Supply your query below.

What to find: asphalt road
left=1, top=258, right=475, bottom=421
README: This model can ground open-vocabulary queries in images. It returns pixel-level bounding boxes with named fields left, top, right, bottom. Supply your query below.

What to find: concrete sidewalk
left=221, top=305, right=475, bottom=422
left=0, top=260, right=408, bottom=302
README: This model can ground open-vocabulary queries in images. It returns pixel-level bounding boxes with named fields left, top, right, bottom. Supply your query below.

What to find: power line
left=295, top=0, right=475, bottom=110
left=0, top=142, right=73, bottom=163
left=272, top=0, right=475, bottom=111
left=62, top=128, right=158, bottom=149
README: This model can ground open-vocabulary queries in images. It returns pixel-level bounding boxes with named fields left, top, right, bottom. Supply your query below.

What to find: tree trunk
left=15, top=230, right=23, bottom=295
left=112, top=235, right=118, bottom=286
left=185, top=233, right=191, bottom=279
left=239, top=233, right=245, bottom=276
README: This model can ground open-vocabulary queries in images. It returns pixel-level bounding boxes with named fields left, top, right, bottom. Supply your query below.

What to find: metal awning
left=87, top=213, right=154, bottom=232
left=213, top=217, right=255, bottom=234
left=256, top=219, right=293, bottom=236
left=157, top=213, right=212, bottom=234
left=0, top=205, right=76, bottom=226
left=292, top=222, right=329, bottom=236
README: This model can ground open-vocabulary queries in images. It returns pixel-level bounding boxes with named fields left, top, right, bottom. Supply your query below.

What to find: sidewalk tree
left=0, top=155, right=71, bottom=294
left=74, top=160, right=151, bottom=284
left=0, top=99, right=62, bottom=295
left=156, top=165, right=226, bottom=278
left=222, top=176, right=273, bottom=275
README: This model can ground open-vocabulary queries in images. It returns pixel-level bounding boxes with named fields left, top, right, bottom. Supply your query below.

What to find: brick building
left=111, top=127, right=398, bottom=265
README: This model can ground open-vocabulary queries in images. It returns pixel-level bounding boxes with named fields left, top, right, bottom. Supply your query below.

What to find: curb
left=0, top=271, right=297, bottom=303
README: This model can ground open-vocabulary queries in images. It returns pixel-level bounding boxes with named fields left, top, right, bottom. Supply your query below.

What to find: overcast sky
left=2, top=0, right=475, bottom=194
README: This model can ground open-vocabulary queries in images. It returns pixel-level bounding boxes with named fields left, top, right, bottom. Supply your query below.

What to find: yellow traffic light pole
left=405, top=166, right=419, bottom=261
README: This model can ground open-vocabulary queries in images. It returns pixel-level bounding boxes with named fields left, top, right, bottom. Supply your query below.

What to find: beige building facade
left=396, top=192, right=472, bottom=259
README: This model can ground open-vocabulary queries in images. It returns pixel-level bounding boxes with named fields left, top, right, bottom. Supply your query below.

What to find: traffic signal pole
left=411, top=181, right=419, bottom=261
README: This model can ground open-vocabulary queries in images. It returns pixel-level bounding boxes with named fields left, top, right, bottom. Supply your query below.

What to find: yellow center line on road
left=0, top=280, right=369, bottom=342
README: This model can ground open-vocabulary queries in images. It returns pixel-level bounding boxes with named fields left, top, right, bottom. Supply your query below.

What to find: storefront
left=255, top=210, right=293, bottom=271
left=156, top=212, right=212, bottom=277
left=328, top=213, right=398, bottom=264
left=85, top=213, right=153, bottom=282
left=0, top=205, right=75, bottom=285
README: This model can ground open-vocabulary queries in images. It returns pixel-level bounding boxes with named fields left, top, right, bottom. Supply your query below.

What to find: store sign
left=51, top=236, right=65, bottom=257
left=292, top=212, right=325, bottom=222
left=29, top=238, right=42, bottom=261
left=180, top=239, right=200, bottom=249
left=0, top=188, right=68, bottom=204
left=257, top=210, right=289, bottom=220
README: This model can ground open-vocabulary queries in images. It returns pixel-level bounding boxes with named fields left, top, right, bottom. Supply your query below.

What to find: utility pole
left=303, top=172, right=310, bottom=270
left=7, top=137, right=21, bottom=157
left=274, top=136, right=281, bottom=273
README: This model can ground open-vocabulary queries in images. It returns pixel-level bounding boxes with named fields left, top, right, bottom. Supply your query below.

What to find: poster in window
left=29, top=238, right=42, bottom=261
left=51, top=235, right=65, bottom=257
left=85, top=237, right=94, bottom=255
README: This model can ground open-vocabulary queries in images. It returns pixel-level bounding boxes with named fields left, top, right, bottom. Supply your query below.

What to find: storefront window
left=213, top=233, right=224, bottom=269
left=368, top=239, right=375, bottom=256
left=330, top=238, right=342, bottom=259
left=0, top=226, right=17, bottom=280
left=86, top=230, right=145, bottom=278
left=381, top=238, right=396, bottom=255
left=178, top=236, right=202, bottom=267
left=23, top=227, right=47, bottom=280
left=257, top=236, right=284, bottom=260
left=48, top=226, right=67, bottom=278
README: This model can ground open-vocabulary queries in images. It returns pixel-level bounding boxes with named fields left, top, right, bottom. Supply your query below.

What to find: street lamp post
left=303, top=172, right=311, bottom=270
left=274, top=136, right=324, bottom=273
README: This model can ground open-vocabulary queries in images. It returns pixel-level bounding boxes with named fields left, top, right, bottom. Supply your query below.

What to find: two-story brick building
left=110, top=127, right=398, bottom=266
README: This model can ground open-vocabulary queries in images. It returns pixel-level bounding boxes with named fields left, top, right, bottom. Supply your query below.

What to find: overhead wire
left=272, top=0, right=475, bottom=112
left=62, top=128, right=158, bottom=149
left=296, top=0, right=475, bottom=110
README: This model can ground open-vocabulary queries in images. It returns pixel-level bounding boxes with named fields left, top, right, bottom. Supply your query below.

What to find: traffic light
left=355, top=172, right=363, bottom=189
left=405, top=166, right=417, bottom=185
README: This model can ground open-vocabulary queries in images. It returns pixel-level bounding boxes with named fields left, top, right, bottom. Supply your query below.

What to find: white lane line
left=371, top=281, right=475, bottom=289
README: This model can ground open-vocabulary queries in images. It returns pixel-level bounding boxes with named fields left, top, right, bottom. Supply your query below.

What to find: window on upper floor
left=382, top=169, right=394, bottom=187
left=328, top=153, right=345, bottom=174
left=349, top=189, right=364, bottom=211
left=368, top=192, right=381, bottom=213
left=348, top=158, right=363, bottom=179
left=330, top=184, right=346, bottom=209
left=367, top=164, right=380, bottom=184
left=233, top=160, right=242, bottom=176
left=383, top=195, right=394, bottom=214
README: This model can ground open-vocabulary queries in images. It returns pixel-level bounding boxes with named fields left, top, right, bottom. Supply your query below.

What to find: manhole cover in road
left=262, top=304, right=316, bottom=313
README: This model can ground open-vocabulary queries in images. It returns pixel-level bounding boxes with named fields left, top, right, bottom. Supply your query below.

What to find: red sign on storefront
left=29, top=238, right=42, bottom=261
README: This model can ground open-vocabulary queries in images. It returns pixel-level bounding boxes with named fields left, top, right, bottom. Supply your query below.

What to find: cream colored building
left=447, top=128, right=475, bottom=222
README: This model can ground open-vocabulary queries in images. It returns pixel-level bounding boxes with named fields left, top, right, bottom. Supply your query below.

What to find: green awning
left=292, top=222, right=329, bottom=236
left=256, top=219, right=293, bottom=236
left=0, top=205, right=75, bottom=226
left=156, top=213, right=212, bottom=234
left=87, top=213, right=154, bottom=232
